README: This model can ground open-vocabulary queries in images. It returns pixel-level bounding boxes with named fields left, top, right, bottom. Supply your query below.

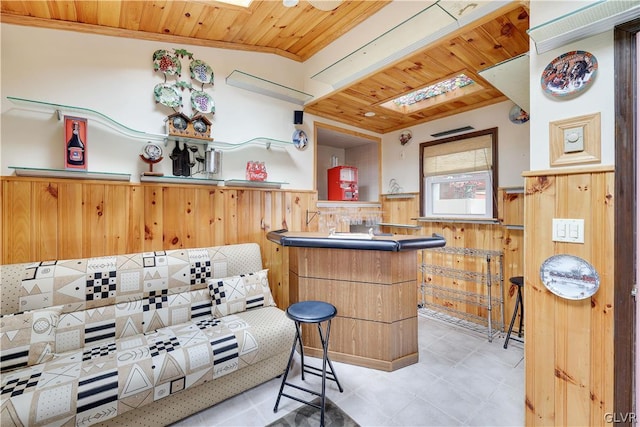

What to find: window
left=420, top=128, right=498, bottom=219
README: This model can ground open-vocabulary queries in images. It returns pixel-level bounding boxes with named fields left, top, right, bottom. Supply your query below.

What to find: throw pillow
left=0, top=305, right=63, bottom=372
left=208, top=269, right=275, bottom=318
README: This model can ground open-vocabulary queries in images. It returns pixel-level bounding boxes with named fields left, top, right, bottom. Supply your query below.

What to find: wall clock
left=140, top=142, right=164, bottom=176
left=166, top=112, right=191, bottom=137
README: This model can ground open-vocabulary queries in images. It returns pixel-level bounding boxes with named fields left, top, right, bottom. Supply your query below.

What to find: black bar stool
left=503, top=276, right=524, bottom=349
left=274, top=300, right=343, bottom=426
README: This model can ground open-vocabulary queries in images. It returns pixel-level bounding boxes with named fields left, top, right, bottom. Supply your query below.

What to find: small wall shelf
left=140, top=175, right=221, bottom=185
left=10, top=166, right=131, bottom=181
left=224, top=179, right=287, bottom=189
left=7, top=96, right=296, bottom=151
left=381, top=193, right=417, bottom=199
left=225, top=70, right=313, bottom=106
left=377, top=222, right=421, bottom=229
left=415, top=217, right=500, bottom=225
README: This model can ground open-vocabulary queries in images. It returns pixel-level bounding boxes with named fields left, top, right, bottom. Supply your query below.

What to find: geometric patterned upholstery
left=0, top=244, right=296, bottom=427
left=0, top=308, right=294, bottom=426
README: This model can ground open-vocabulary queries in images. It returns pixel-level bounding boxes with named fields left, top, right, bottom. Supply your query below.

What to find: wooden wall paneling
left=223, top=189, right=239, bottom=245
left=524, top=171, right=614, bottom=426
left=127, top=186, right=145, bottom=253
left=589, top=171, right=615, bottom=425
left=2, top=180, right=33, bottom=263
left=161, top=186, right=195, bottom=249
left=525, top=175, right=557, bottom=425
left=83, top=184, right=105, bottom=257
left=502, top=228, right=523, bottom=334
left=557, top=173, right=592, bottom=426
left=143, top=185, right=163, bottom=251
left=58, top=181, right=84, bottom=259
left=192, top=187, right=215, bottom=248
left=107, top=184, right=133, bottom=256
left=209, top=189, right=226, bottom=247
left=33, top=181, right=59, bottom=261
left=262, top=190, right=286, bottom=307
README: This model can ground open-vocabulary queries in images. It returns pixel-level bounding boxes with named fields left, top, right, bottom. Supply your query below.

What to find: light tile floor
left=172, top=314, right=524, bottom=427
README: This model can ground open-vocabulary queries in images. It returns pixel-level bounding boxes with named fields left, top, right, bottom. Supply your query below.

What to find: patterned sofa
left=0, top=243, right=296, bottom=427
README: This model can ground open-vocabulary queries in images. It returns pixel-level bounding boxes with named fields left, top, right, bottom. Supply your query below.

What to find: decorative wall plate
left=541, top=50, right=597, bottom=98
left=293, top=129, right=308, bottom=150
left=509, top=105, right=529, bottom=124
left=190, top=59, right=214, bottom=84
left=152, top=50, right=181, bottom=76
left=153, top=83, right=182, bottom=108
left=539, top=254, right=600, bottom=300
left=191, top=91, right=215, bottom=114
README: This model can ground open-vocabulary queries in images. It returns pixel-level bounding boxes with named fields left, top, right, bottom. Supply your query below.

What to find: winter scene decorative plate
left=539, top=254, right=600, bottom=300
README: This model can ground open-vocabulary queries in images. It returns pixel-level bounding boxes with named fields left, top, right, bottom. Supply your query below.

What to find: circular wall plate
left=293, top=129, right=308, bottom=150
left=539, top=254, right=600, bottom=300
left=541, top=50, right=597, bottom=98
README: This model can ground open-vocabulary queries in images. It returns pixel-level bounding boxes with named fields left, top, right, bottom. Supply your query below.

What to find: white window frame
left=420, top=128, right=498, bottom=220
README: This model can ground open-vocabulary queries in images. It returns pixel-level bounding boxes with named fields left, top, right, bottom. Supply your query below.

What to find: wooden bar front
left=289, top=246, right=419, bottom=371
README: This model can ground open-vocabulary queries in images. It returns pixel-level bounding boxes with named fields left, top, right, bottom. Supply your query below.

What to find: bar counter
left=267, top=230, right=446, bottom=371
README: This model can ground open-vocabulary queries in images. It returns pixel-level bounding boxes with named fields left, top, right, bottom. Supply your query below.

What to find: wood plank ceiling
left=0, top=0, right=530, bottom=134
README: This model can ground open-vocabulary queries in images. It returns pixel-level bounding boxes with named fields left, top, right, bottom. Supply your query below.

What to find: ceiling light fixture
left=283, top=0, right=299, bottom=7
left=364, top=111, right=376, bottom=117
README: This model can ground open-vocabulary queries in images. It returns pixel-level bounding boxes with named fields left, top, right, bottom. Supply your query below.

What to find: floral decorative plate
left=154, top=83, right=182, bottom=108
left=191, top=90, right=215, bottom=114
left=190, top=59, right=214, bottom=85
left=541, top=50, right=597, bottom=98
left=152, top=50, right=181, bottom=76
left=539, top=254, right=600, bottom=300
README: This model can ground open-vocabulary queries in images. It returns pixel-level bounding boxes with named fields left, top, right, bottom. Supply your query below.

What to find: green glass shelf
left=224, top=179, right=288, bottom=189
left=7, top=96, right=296, bottom=151
left=7, top=96, right=167, bottom=143
left=9, top=166, right=131, bottom=181
left=140, top=175, right=222, bottom=185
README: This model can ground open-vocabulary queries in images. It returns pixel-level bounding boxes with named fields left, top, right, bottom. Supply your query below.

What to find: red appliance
left=328, top=166, right=358, bottom=201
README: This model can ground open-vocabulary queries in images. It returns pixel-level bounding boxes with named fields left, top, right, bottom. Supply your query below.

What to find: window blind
left=423, top=134, right=493, bottom=177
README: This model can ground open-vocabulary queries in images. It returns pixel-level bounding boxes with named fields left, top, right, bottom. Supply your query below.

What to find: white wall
left=528, top=1, right=615, bottom=171
left=381, top=100, right=530, bottom=194
left=0, top=24, right=314, bottom=187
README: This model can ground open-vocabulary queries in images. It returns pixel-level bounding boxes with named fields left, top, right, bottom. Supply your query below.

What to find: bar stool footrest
left=303, top=364, right=340, bottom=384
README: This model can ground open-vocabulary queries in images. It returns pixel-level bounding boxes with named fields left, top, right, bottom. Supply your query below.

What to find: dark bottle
left=181, top=142, right=192, bottom=177
left=66, top=121, right=85, bottom=166
left=170, top=140, right=183, bottom=176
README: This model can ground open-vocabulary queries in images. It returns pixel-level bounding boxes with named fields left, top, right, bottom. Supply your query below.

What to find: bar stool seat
left=274, top=300, right=343, bottom=427
left=503, top=276, right=524, bottom=349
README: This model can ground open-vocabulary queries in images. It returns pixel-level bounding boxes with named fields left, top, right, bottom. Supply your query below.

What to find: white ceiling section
left=478, top=53, right=530, bottom=112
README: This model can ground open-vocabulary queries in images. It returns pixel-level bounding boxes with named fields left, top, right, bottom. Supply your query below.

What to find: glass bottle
left=170, top=140, right=183, bottom=176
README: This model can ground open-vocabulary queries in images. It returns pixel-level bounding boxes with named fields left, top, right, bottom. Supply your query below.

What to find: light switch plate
left=552, top=218, right=584, bottom=243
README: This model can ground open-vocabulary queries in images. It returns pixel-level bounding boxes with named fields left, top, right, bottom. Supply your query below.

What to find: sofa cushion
left=55, top=289, right=213, bottom=354
left=0, top=306, right=294, bottom=427
left=208, top=269, right=275, bottom=318
left=0, top=306, right=63, bottom=372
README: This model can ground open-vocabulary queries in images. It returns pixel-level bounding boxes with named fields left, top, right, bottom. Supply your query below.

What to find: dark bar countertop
left=267, top=230, right=446, bottom=252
